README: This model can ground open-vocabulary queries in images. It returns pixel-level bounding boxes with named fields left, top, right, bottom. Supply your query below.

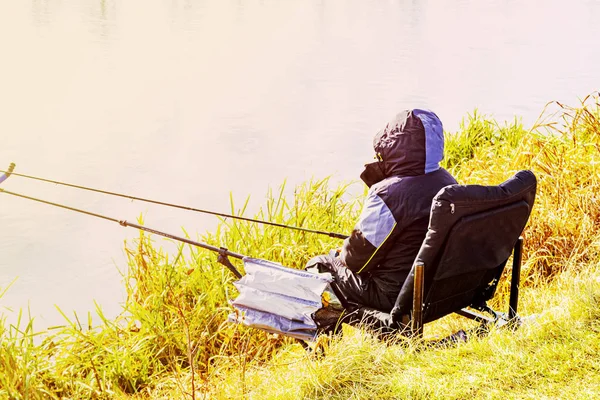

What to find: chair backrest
left=391, top=170, right=537, bottom=323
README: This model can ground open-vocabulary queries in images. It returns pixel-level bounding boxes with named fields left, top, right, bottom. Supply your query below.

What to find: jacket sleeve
left=340, top=189, right=396, bottom=274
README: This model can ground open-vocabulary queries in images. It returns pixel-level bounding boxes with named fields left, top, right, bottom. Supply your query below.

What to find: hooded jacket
left=339, top=109, right=457, bottom=310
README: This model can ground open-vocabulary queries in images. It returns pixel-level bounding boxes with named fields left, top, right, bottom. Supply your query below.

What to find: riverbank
left=1, top=95, right=599, bottom=399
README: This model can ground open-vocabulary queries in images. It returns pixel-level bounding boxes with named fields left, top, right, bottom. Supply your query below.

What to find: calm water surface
left=1, top=0, right=599, bottom=328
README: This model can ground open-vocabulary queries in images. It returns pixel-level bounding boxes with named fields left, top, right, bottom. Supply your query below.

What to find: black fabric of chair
left=340, top=170, right=537, bottom=335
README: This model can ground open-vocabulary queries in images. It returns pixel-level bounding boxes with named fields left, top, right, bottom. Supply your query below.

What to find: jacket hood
left=360, top=109, right=445, bottom=187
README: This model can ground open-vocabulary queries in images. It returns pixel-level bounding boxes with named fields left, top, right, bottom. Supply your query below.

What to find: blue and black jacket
left=338, top=109, right=457, bottom=310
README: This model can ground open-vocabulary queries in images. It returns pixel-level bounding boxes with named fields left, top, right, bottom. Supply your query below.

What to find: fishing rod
left=0, top=167, right=348, bottom=240
left=1, top=166, right=338, bottom=349
left=0, top=167, right=243, bottom=278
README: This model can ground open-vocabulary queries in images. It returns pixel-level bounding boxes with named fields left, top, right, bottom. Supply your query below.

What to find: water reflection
left=87, top=0, right=117, bottom=40
left=31, top=0, right=52, bottom=26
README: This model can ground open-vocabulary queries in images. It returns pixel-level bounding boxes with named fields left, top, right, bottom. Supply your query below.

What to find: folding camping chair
left=336, top=170, right=537, bottom=338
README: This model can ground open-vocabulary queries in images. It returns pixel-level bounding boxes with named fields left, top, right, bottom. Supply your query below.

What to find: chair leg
left=412, top=262, right=425, bottom=337
left=508, top=237, right=523, bottom=320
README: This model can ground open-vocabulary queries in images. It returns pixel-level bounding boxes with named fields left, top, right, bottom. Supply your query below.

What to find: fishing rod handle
left=330, top=232, right=349, bottom=239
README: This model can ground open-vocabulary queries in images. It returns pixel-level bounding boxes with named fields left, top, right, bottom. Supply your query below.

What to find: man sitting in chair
left=307, top=109, right=457, bottom=313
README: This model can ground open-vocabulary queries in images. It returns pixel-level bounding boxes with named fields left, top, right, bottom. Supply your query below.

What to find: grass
left=442, top=94, right=600, bottom=282
left=205, top=264, right=600, bottom=400
left=1, top=93, right=599, bottom=399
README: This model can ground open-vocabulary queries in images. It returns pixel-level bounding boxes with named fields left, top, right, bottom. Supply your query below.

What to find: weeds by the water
left=0, top=178, right=362, bottom=399
left=1, top=95, right=600, bottom=399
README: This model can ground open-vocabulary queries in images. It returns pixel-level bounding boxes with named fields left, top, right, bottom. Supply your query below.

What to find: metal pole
left=412, top=262, right=425, bottom=337
left=508, top=237, right=523, bottom=320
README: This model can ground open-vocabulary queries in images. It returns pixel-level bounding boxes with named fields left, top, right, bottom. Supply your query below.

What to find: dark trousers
left=305, top=251, right=396, bottom=312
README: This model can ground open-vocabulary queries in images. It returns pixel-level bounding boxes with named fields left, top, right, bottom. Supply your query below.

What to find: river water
left=0, top=0, right=599, bottom=329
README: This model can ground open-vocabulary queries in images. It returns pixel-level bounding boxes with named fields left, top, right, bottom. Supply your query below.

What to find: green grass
left=1, top=93, right=600, bottom=399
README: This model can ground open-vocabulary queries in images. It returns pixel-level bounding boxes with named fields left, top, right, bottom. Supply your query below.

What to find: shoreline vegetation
left=2, top=94, right=600, bottom=399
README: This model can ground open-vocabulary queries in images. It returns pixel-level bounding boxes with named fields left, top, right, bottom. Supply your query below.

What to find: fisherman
left=307, top=109, right=457, bottom=313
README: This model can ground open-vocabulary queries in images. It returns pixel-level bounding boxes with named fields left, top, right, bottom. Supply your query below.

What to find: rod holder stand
left=217, top=248, right=243, bottom=279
